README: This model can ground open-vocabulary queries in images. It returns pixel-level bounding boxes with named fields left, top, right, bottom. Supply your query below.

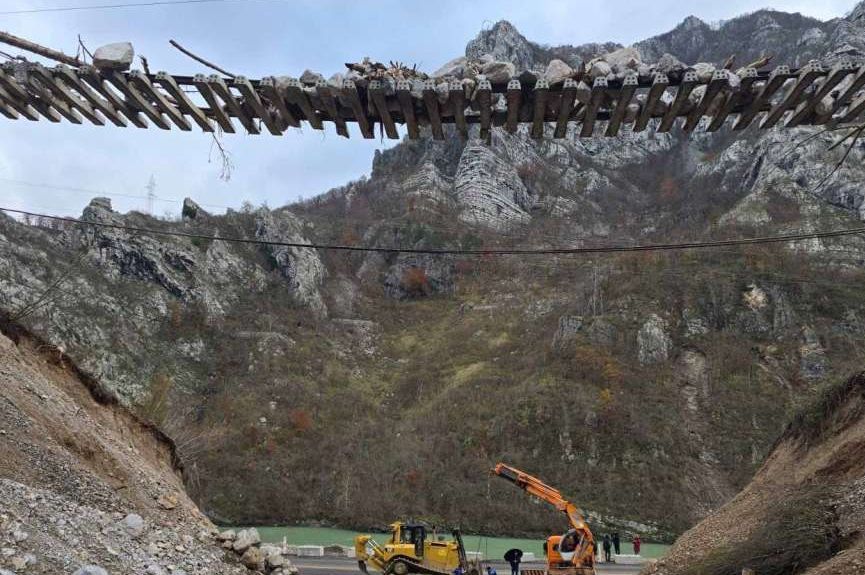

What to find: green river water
left=248, top=526, right=670, bottom=560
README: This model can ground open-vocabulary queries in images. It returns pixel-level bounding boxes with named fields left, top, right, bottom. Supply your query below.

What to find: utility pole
left=146, top=175, right=156, bottom=215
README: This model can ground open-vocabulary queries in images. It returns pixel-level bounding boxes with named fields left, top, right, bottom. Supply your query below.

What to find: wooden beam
left=683, top=69, right=728, bottom=132
left=634, top=73, right=668, bottom=132
left=18, top=64, right=83, bottom=125
left=235, top=75, right=282, bottom=135
left=104, top=70, right=170, bottom=129
left=259, top=76, right=298, bottom=130
left=341, top=79, right=373, bottom=138
left=446, top=81, right=466, bottom=140
left=580, top=76, right=607, bottom=137
left=193, top=73, right=234, bottom=133
left=0, top=66, right=60, bottom=122
left=314, top=80, right=347, bottom=138
left=128, top=70, right=191, bottom=131
left=787, top=60, right=855, bottom=127
left=531, top=78, right=549, bottom=139
left=554, top=78, right=578, bottom=138
left=505, top=78, right=521, bottom=134
left=53, top=64, right=127, bottom=127
left=78, top=66, right=146, bottom=128
left=369, top=80, right=398, bottom=139
left=476, top=77, right=492, bottom=141
left=283, top=78, right=322, bottom=130
left=422, top=79, right=444, bottom=140
left=206, top=75, right=259, bottom=134
left=734, top=65, right=791, bottom=130
left=606, top=72, right=638, bottom=136
left=760, top=60, right=823, bottom=129
left=658, top=70, right=698, bottom=132
left=27, top=64, right=104, bottom=126
left=707, top=68, right=757, bottom=132
left=154, top=71, right=213, bottom=132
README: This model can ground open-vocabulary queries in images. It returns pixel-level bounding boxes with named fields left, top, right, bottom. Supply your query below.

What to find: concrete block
left=521, top=552, right=537, bottom=562
left=296, top=545, right=324, bottom=557
left=612, top=554, right=645, bottom=565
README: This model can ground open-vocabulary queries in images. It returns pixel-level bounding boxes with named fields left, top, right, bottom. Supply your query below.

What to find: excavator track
left=383, top=555, right=452, bottom=575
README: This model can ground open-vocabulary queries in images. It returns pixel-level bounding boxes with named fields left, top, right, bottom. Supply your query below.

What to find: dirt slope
left=645, top=373, right=865, bottom=575
left=0, top=319, right=245, bottom=574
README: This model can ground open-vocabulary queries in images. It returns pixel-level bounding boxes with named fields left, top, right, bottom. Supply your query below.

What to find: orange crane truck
left=493, top=463, right=596, bottom=575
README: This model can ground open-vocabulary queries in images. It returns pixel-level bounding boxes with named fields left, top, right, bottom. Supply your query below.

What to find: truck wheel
left=391, top=560, right=409, bottom=575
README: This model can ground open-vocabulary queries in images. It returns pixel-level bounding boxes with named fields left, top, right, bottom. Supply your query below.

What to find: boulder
left=145, top=565, right=165, bottom=575
left=181, top=198, right=208, bottom=221
left=232, top=527, right=261, bottom=553
left=240, top=546, right=266, bottom=570
left=433, top=56, right=468, bottom=79
left=156, top=494, right=177, bottom=510
left=215, top=529, right=236, bottom=542
left=587, top=59, right=612, bottom=79
left=480, top=60, right=516, bottom=83
left=603, top=47, right=642, bottom=74
left=300, top=70, right=325, bottom=85
left=543, top=59, right=574, bottom=84
left=93, top=42, right=134, bottom=71
left=120, top=513, right=145, bottom=538
left=655, top=53, right=686, bottom=76
left=73, top=567, right=109, bottom=575
left=690, top=62, right=716, bottom=82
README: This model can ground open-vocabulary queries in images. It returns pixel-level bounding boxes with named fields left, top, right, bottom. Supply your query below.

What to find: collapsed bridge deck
left=1, top=60, right=863, bottom=140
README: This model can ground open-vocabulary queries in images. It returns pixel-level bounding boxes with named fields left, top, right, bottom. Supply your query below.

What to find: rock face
left=465, top=20, right=535, bottom=70
left=638, top=314, right=672, bottom=365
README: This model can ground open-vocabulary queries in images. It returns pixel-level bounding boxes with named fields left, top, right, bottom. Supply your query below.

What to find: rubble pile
left=215, top=529, right=299, bottom=575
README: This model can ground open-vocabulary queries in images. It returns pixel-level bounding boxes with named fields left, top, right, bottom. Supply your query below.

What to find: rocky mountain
left=4, top=3, right=865, bottom=543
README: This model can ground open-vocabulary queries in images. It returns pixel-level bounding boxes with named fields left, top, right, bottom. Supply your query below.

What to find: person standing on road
left=602, top=534, right=611, bottom=563
left=504, top=548, right=523, bottom=575
left=612, top=532, right=621, bottom=555
left=632, top=534, right=642, bottom=555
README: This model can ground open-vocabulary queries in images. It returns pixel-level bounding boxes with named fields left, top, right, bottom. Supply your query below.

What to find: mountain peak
left=678, top=15, right=708, bottom=30
left=465, top=19, right=535, bottom=70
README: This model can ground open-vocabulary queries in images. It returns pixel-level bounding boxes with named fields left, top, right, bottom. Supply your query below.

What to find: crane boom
left=493, top=463, right=590, bottom=532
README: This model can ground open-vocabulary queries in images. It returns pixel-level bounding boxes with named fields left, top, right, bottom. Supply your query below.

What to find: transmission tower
left=145, top=175, right=156, bottom=215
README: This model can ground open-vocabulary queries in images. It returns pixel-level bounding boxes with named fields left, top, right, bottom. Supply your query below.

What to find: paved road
left=292, top=557, right=643, bottom=575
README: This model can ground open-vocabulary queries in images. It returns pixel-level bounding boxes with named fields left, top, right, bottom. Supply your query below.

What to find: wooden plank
left=554, top=78, right=578, bottom=138
left=707, top=68, right=757, bottom=132
left=531, top=78, right=549, bottom=139
left=734, top=65, right=791, bottom=130
left=658, top=70, right=698, bottom=132
left=193, top=73, right=234, bottom=133
left=447, top=81, right=466, bottom=140
left=53, top=64, right=127, bottom=127
left=634, top=73, right=668, bottom=132
left=17, top=64, right=82, bottom=125
left=28, top=64, right=104, bottom=126
left=235, top=75, right=282, bottom=135
left=259, top=76, right=298, bottom=130
left=0, top=66, right=59, bottom=122
left=505, top=78, right=521, bottom=134
left=683, top=69, right=728, bottom=132
left=422, top=79, right=444, bottom=140
left=154, top=71, right=213, bottom=132
left=77, top=66, right=147, bottom=128
left=0, top=85, right=24, bottom=120
left=128, top=70, right=191, bottom=131
left=605, top=72, right=638, bottom=136
left=760, top=60, right=823, bottom=129
left=206, top=75, right=259, bottom=134
left=104, top=70, right=170, bottom=129
left=476, top=77, right=492, bottom=141
left=341, top=80, right=372, bottom=138
left=284, top=78, right=323, bottom=130
left=369, top=80, right=398, bottom=139
left=315, top=79, right=347, bottom=138
left=580, top=76, right=607, bottom=137
left=787, top=60, right=855, bottom=127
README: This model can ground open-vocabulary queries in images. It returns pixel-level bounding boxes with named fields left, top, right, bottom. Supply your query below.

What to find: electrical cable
left=0, top=0, right=274, bottom=16
left=3, top=206, right=865, bottom=256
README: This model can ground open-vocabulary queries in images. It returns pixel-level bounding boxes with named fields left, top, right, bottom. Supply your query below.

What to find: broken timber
left=2, top=60, right=865, bottom=140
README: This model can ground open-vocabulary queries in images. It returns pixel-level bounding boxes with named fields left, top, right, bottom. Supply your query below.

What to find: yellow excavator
left=355, top=522, right=479, bottom=575
left=493, top=463, right=596, bottom=575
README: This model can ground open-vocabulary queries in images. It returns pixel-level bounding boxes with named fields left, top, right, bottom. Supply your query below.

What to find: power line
left=0, top=0, right=270, bottom=15
left=3, top=206, right=865, bottom=256
left=0, top=177, right=232, bottom=210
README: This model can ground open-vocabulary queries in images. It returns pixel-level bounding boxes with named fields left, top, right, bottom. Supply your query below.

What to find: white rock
left=543, top=59, right=574, bottom=84
left=603, top=47, right=642, bottom=74
left=92, top=42, right=134, bottom=71
left=638, top=314, right=672, bottom=365
left=120, top=513, right=145, bottom=538
left=480, top=60, right=516, bottom=83
left=232, top=527, right=261, bottom=553
left=587, top=59, right=612, bottom=79
left=432, top=56, right=468, bottom=79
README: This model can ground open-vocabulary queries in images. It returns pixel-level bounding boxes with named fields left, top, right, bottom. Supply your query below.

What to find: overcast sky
left=0, top=0, right=860, bottom=217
